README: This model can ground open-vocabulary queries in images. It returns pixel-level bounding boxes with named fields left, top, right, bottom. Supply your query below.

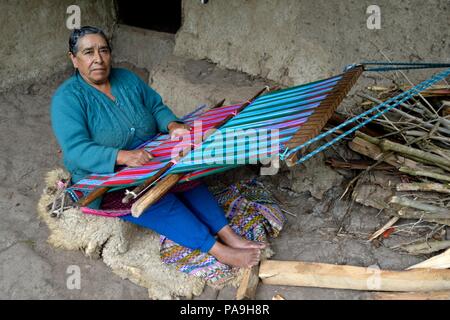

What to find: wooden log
left=236, top=265, right=260, bottom=300
left=348, top=137, right=419, bottom=169
left=259, top=260, right=450, bottom=291
left=355, top=131, right=450, bottom=171
left=380, top=139, right=450, bottom=168
left=355, top=131, right=381, bottom=145
left=396, top=208, right=450, bottom=226
left=399, top=166, right=450, bottom=183
left=407, top=248, right=450, bottom=270
left=371, top=291, right=450, bottom=300
left=390, top=196, right=450, bottom=216
left=396, top=182, right=450, bottom=194
left=131, top=173, right=183, bottom=217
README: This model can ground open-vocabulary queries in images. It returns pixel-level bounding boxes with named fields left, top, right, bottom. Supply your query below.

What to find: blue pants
left=121, top=183, right=228, bottom=252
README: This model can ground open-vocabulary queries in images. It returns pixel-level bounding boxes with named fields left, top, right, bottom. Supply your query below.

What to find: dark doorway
left=116, top=0, right=182, bottom=34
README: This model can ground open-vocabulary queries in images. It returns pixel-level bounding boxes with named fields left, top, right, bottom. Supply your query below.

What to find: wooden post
left=259, top=260, right=450, bottom=292
left=236, top=266, right=260, bottom=300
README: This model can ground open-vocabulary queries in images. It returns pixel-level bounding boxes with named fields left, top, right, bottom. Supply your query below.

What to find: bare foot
left=217, top=225, right=267, bottom=249
left=209, top=242, right=260, bottom=268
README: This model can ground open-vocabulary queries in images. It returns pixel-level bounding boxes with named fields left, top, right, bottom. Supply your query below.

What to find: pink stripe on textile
left=81, top=207, right=130, bottom=217
left=72, top=104, right=245, bottom=190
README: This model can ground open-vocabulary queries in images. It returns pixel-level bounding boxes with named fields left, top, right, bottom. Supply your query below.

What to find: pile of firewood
left=333, top=82, right=450, bottom=268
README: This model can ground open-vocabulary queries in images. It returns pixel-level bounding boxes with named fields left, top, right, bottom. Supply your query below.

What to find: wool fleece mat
left=37, top=169, right=285, bottom=299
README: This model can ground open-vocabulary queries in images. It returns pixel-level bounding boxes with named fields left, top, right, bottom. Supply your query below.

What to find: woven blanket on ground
left=159, top=179, right=286, bottom=286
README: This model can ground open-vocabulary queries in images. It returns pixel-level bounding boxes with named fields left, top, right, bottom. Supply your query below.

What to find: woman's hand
left=116, top=149, right=153, bottom=167
left=168, top=121, right=192, bottom=140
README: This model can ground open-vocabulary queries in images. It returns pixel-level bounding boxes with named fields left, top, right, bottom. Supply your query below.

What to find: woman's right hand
left=116, top=149, right=153, bottom=167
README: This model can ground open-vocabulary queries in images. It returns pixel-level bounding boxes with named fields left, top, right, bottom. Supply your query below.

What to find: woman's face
left=69, top=34, right=111, bottom=85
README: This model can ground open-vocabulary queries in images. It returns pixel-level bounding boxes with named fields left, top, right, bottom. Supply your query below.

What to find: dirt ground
left=0, top=62, right=434, bottom=300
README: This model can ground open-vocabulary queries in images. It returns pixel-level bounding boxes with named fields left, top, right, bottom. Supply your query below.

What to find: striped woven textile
left=160, top=179, right=286, bottom=286
left=68, top=70, right=356, bottom=196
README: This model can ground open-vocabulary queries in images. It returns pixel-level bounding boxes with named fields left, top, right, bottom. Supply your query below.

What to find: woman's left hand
left=168, top=122, right=192, bottom=140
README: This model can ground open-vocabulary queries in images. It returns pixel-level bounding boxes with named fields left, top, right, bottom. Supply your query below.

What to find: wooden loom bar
left=77, top=186, right=108, bottom=207
left=130, top=86, right=273, bottom=217
left=284, top=65, right=364, bottom=166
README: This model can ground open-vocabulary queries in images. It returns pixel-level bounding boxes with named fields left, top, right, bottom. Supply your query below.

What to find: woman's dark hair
left=69, top=26, right=111, bottom=55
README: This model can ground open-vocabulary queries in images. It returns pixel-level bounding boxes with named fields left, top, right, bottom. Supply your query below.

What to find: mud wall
left=0, top=0, right=116, bottom=91
left=175, top=0, right=450, bottom=85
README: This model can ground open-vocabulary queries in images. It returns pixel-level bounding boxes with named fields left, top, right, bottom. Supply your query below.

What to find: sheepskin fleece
left=37, top=168, right=228, bottom=299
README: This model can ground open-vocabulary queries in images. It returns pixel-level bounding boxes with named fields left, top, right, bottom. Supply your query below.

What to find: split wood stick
left=380, top=140, right=450, bottom=168
left=407, top=248, right=450, bottom=270
left=405, top=131, right=450, bottom=143
left=396, top=182, right=450, bottom=194
left=358, top=94, right=450, bottom=135
left=390, top=196, right=450, bottom=215
left=359, top=93, right=429, bottom=117
left=396, top=208, right=450, bottom=226
left=399, top=166, right=450, bottom=183
left=368, top=216, right=400, bottom=242
left=402, top=240, right=450, bottom=255
left=355, top=131, right=449, bottom=171
left=371, top=291, right=450, bottom=300
left=348, top=137, right=419, bottom=169
left=259, top=260, right=450, bottom=291
left=391, top=108, right=450, bottom=135
left=236, top=265, right=260, bottom=300
left=326, top=158, right=395, bottom=171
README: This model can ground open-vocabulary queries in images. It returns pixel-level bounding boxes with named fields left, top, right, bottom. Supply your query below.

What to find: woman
left=51, top=26, right=265, bottom=268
